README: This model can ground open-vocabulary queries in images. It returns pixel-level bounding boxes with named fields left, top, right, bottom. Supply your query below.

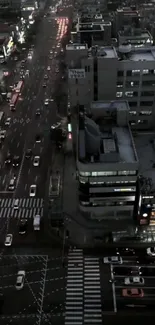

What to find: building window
left=91, top=171, right=117, bottom=176
left=139, top=111, right=152, bottom=116
left=130, top=121, right=136, bottom=126
left=79, top=171, right=91, bottom=176
left=143, top=69, right=149, bottom=75
left=118, top=171, right=136, bottom=176
left=75, top=78, right=78, bottom=84
left=129, top=101, right=137, bottom=107
left=117, top=70, right=124, bottom=77
left=85, top=66, right=88, bottom=72
left=138, top=119, right=148, bottom=125
left=140, top=101, right=153, bottom=107
left=142, top=80, right=155, bottom=87
left=127, top=70, right=132, bottom=76
left=141, top=91, right=154, bottom=97
left=117, top=81, right=123, bottom=88
left=116, top=92, right=123, bottom=98
left=129, top=111, right=136, bottom=115
left=125, top=91, right=133, bottom=97
left=126, top=81, right=139, bottom=87
left=132, top=69, right=140, bottom=75
left=125, top=91, right=138, bottom=97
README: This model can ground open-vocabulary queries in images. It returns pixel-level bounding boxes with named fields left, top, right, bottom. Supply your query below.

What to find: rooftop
left=134, top=133, right=155, bottom=192
left=90, top=46, right=117, bottom=58
left=78, top=100, right=138, bottom=165
left=118, top=29, right=152, bottom=39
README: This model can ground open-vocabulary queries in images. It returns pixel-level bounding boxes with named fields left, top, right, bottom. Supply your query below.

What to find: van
left=14, top=199, right=19, bottom=209
left=8, top=179, right=15, bottom=191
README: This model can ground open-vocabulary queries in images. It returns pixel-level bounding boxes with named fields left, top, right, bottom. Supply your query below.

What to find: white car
left=5, top=118, right=11, bottom=126
left=4, top=234, right=13, bottom=246
left=0, top=130, right=6, bottom=139
left=103, top=256, right=123, bottom=264
left=29, top=185, right=37, bottom=197
left=15, top=271, right=25, bottom=290
left=47, top=66, right=50, bottom=71
left=44, top=99, right=49, bottom=105
left=147, top=247, right=155, bottom=256
left=33, top=156, right=40, bottom=167
left=124, top=277, right=144, bottom=285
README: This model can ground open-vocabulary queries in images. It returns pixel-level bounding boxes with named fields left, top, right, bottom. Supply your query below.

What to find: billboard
left=68, top=69, right=85, bottom=79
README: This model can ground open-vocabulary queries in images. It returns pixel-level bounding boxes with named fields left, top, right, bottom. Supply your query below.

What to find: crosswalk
left=65, top=248, right=102, bottom=325
left=0, top=198, right=44, bottom=219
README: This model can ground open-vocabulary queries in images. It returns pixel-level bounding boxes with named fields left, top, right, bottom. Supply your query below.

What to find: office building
left=77, top=100, right=138, bottom=224
left=66, top=44, right=155, bottom=130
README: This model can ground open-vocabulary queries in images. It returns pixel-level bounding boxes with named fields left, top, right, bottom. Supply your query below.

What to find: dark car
left=5, top=153, right=11, bottom=164
left=36, top=109, right=41, bottom=116
left=19, top=219, right=27, bottom=235
left=113, top=267, right=130, bottom=276
left=12, top=156, right=20, bottom=167
left=35, top=134, right=41, bottom=143
left=42, top=83, right=46, bottom=87
left=25, top=149, right=32, bottom=159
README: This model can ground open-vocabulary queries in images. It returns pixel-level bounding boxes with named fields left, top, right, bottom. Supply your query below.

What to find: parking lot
left=0, top=254, right=67, bottom=324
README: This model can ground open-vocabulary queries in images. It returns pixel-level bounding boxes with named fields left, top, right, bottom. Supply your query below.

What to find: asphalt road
left=0, top=8, right=68, bottom=200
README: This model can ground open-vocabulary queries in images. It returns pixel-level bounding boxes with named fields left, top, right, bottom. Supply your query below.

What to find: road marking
left=110, top=264, right=117, bottom=313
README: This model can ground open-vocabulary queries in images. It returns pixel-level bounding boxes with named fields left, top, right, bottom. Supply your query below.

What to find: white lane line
left=110, top=264, right=117, bottom=313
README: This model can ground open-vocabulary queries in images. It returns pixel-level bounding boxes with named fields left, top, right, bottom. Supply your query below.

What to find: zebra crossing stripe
left=0, top=198, right=44, bottom=219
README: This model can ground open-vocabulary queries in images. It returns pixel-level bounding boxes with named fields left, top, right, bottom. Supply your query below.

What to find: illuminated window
left=116, top=92, right=123, bottom=98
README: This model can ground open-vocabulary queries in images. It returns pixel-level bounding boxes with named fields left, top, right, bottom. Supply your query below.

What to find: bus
left=15, top=81, right=24, bottom=93
left=0, top=112, right=4, bottom=126
left=10, top=93, right=19, bottom=111
left=49, top=174, right=61, bottom=198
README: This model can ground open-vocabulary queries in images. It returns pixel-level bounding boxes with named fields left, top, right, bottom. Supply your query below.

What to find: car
left=5, top=153, right=11, bottom=164
left=44, top=99, right=49, bottom=105
left=29, top=184, right=37, bottom=197
left=19, top=220, right=27, bottom=235
left=25, top=149, right=32, bottom=159
left=44, top=74, right=48, bottom=79
left=5, top=117, right=11, bottom=126
left=33, top=156, right=40, bottom=167
left=12, top=156, right=20, bottom=167
left=0, top=130, right=6, bottom=139
left=8, top=178, right=16, bottom=191
left=28, top=53, right=32, bottom=59
left=15, top=271, right=25, bottom=290
left=141, top=266, right=155, bottom=276
left=130, top=266, right=142, bottom=275
left=25, top=70, right=29, bottom=76
left=47, top=66, right=50, bottom=71
left=50, top=50, right=53, bottom=54
left=36, top=109, right=41, bottom=116
left=35, top=134, right=41, bottom=143
left=113, top=267, right=130, bottom=276
left=42, top=83, right=46, bottom=87
left=147, top=247, right=155, bottom=256
left=4, top=234, right=13, bottom=246
left=122, top=288, right=144, bottom=298
left=124, top=277, right=144, bottom=285
left=14, top=56, right=18, bottom=61
left=103, top=256, right=123, bottom=264
left=116, top=248, right=135, bottom=255
left=49, top=56, right=53, bottom=59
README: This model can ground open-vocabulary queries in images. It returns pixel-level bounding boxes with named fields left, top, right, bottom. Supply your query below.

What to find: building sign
left=68, top=69, right=85, bottom=79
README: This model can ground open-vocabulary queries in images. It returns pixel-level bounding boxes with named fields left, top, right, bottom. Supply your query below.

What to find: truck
left=33, top=215, right=40, bottom=230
